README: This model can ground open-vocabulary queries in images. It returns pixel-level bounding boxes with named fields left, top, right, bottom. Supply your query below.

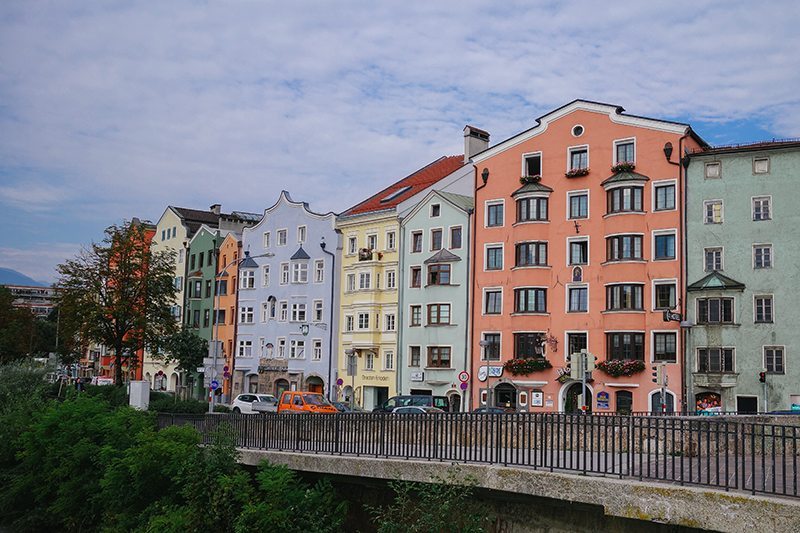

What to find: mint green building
left=685, top=141, right=800, bottom=413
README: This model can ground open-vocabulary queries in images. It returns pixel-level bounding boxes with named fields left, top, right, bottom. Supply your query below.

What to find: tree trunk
left=114, top=339, right=124, bottom=386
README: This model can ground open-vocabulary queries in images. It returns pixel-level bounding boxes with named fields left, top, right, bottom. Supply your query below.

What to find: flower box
left=503, top=357, right=552, bottom=376
left=519, top=175, right=542, bottom=184
left=565, top=167, right=590, bottom=178
left=611, top=161, right=636, bottom=173
left=596, top=359, right=645, bottom=377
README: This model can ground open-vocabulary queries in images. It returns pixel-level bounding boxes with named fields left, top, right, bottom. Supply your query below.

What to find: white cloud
left=0, top=243, right=82, bottom=284
left=0, top=0, right=798, bottom=253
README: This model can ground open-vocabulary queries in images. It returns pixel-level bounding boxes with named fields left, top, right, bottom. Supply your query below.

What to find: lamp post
left=209, top=250, right=273, bottom=413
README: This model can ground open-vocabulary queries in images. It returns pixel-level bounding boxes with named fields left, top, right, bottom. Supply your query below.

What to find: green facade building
left=685, top=141, right=800, bottom=413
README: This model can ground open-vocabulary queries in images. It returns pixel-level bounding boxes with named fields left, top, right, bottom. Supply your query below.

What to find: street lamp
left=209, top=250, right=274, bottom=413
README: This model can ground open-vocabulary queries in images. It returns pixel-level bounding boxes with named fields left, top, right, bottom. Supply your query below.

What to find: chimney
left=463, top=125, right=490, bottom=163
left=210, top=204, right=221, bottom=215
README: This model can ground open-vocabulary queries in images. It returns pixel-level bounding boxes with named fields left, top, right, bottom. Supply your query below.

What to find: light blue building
left=234, top=191, right=341, bottom=398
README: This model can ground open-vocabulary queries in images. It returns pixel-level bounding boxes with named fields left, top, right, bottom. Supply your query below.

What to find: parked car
left=332, top=401, right=365, bottom=413
left=373, top=395, right=450, bottom=413
left=472, top=407, right=506, bottom=414
left=232, top=393, right=278, bottom=414
left=277, top=391, right=338, bottom=414
left=252, top=394, right=279, bottom=413
left=392, top=406, right=445, bottom=414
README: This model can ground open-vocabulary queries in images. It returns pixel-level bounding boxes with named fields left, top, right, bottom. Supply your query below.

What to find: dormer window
left=430, top=204, right=441, bottom=217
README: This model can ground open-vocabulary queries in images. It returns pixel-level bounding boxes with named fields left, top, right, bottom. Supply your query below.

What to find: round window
left=572, top=125, right=584, bottom=137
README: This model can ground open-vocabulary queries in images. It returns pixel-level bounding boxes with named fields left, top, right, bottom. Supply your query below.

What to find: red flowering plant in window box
left=503, top=357, right=552, bottom=376
left=565, top=167, right=590, bottom=178
left=596, top=359, right=645, bottom=377
left=519, top=175, right=542, bottom=184
left=611, top=161, right=636, bottom=173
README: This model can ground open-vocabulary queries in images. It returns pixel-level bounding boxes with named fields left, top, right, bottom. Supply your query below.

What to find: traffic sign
left=459, top=382, right=468, bottom=391
left=210, top=380, right=219, bottom=390
left=196, top=367, right=204, bottom=373
left=458, top=371, right=470, bottom=383
left=336, top=378, right=344, bottom=386
left=223, top=365, right=229, bottom=372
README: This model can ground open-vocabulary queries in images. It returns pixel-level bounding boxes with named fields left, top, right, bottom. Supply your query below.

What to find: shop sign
left=597, top=391, right=610, bottom=409
left=410, top=371, right=424, bottom=382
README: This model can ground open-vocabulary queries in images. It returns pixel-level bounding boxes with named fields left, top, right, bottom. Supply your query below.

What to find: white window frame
left=703, top=199, right=724, bottom=224
left=385, top=313, right=396, bottom=331
left=564, top=331, right=589, bottom=363
left=386, top=270, right=396, bottom=289
left=753, top=157, right=770, bottom=175
left=385, top=230, right=396, bottom=251
left=704, top=161, right=721, bottom=179
left=484, top=242, right=504, bottom=271
left=652, top=228, right=678, bottom=262
left=366, top=233, right=378, bottom=251
left=237, top=340, right=253, bottom=357
left=409, top=305, right=422, bottom=326
left=278, top=300, right=288, bottom=322
left=290, top=303, right=306, bottom=323
left=344, top=315, right=354, bottom=332
left=612, top=137, right=636, bottom=165
left=652, top=179, right=677, bottom=212
left=753, top=243, right=773, bottom=269
left=383, top=350, right=394, bottom=370
left=410, top=230, right=423, bottom=253
left=651, top=330, right=679, bottom=363
left=312, top=339, right=322, bottom=361
left=481, top=331, right=502, bottom=361
left=276, top=337, right=286, bottom=359
left=752, top=195, right=772, bottom=221
left=280, top=262, right=290, bottom=284
left=696, top=346, right=735, bottom=373
left=314, top=259, right=324, bottom=283
left=357, top=312, right=369, bottom=330
left=484, top=199, right=505, bottom=228
left=365, top=352, right=375, bottom=371
left=763, top=345, right=785, bottom=374
left=565, top=283, right=589, bottom=313
left=652, top=278, right=678, bottom=311
left=347, top=236, right=357, bottom=255
left=521, top=150, right=543, bottom=177
left=240, top=270, right=255, bottom=289
left=346, top=273, right=356, bottom=292
left=449, top=225, right=463, bottom=250
left=430, top=203, right=441, bottom=218
left=277, top=229, right=288, bottom=246
left=704, top=246, right=723, bottom=272
left=263, top=231, right=271, bottom=248
left=239, top=306, right=254, bottom=324
left=567, top=144, right=590, bottom=171
left=358, top=271, right=371, bottom=290
left=429, top=227, right=444, bottom=251
left=289, top=339, right=305, bottom=359
left=566, top=189, right=590, bottom=220
left=566, top=236, right=590, bottom=266
left=482, top=286, right=503, bottom=316
left=297, top=225, right=306, bottom=244
left=262, top=265, right=270, bottom=287
left=313, top=299, right=323, bottom=322
left=754, top=294, right=774, bottom=324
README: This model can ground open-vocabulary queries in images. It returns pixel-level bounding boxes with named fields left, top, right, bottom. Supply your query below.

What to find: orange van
left=277, top=391, right=338, bottom=414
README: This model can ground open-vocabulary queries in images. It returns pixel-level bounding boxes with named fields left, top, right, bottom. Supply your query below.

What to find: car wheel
left=233, top=407, right=241, bottom=413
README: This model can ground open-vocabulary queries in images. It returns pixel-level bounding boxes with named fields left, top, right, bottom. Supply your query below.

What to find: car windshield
left=257, top=395, right=275, bottom=402
left=303, top=394, right=331, bottom=406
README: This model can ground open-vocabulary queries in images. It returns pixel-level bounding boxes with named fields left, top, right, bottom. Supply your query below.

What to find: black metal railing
left=156, top=412, right=800, bottom=499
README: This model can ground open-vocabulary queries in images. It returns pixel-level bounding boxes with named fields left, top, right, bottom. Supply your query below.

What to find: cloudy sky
left=1, top=1, right=798, bottom=283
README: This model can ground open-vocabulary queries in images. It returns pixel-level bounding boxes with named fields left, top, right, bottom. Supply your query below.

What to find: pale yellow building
left=336, top=156, right=463, bottom=409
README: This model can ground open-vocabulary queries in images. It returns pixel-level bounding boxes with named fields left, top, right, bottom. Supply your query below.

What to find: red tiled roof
left=341, top=155, right=464, bottom=216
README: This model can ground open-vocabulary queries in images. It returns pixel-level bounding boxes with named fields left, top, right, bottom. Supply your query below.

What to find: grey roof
left=438, top=191, right=475, bottom=212
left=238, top=252, right=259, bottom=269
left=290, top=247, right=311, bottom=260
left=171, top=206, right=221, bottom=237
left=228, top=211, right=262, bottom=223
left=687, top=271, right=746, bottom=292
left=511, top=181, right=554, bottom=197
left=601, top=170, right=650, bottom=186
left=424, top=248, right=462, bottom=264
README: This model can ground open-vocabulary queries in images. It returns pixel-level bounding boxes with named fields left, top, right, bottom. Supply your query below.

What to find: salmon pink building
left=470, top=100, right=706, bottom=413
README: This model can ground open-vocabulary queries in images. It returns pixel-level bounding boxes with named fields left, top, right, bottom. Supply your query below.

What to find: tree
left=162, top=327, right=209, bottom=373
left=0, top=286, right=36, bottom=363
left=57, top=221, right=178, bottom=386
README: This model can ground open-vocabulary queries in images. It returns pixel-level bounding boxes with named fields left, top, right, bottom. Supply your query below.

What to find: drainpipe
left=666, top=133, right=690, bottom=412
left=470, top=165, right=490, bottom=411
left=320, top=231, right=339, bottom=401
left=396, top=215, right=405, bottom=396
left=463, top=207, right=473, bottom=412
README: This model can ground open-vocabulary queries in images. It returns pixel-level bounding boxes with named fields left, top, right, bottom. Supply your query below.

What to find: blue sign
left=597, top=391, right=610, bottom=409
left=210, top=380, right=219, bottom=390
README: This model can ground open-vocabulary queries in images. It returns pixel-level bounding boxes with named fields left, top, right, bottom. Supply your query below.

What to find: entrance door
left=306, top=376, right=324, bottom=394
left=274, top=379, right=290, bottom=398
left=448, top=393, right=462, bottom=413
left=564, top=382, right=592, bottom=413
left=375, top=386, right=389, bottom=408
left=494, top=383, right=517, bottom=411
left=737, top=396, right=758, bottom=414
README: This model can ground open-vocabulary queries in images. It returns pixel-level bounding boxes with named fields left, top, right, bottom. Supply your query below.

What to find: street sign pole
left=579, top=351, right=587, bottom=413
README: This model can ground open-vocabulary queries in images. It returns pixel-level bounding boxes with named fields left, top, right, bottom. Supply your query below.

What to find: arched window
left=650, top=390, right=675, bottom=413
left=572, top=266, right=582, bottom=282
left=616, top=390, right=633, bottom=414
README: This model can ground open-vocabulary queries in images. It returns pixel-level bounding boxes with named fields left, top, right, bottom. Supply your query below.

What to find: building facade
left=234, top=192, right=341, bottom=399
left=397, top=190, right=474, bottom=411
left=685, top=141, right=800, bottom=413
left=470, top=100, right=706, bottom=413
left=216, top=232, right=241, bottom=402
left=336, top=155, right=464, bottom=409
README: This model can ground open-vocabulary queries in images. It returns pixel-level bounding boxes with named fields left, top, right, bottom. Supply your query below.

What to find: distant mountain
left=0, top=267, right=48, bottom=287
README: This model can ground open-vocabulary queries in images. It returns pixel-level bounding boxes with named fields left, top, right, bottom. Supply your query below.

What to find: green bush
left=83, top=383, right=130, bottom=406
